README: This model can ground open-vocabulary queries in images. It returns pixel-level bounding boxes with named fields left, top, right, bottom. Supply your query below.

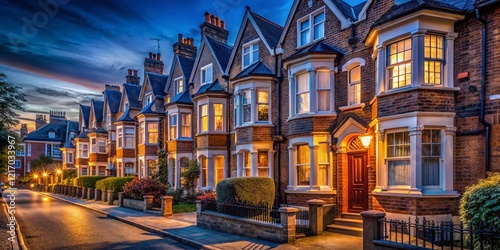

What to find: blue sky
left=0, top=0, right=364, bottom=130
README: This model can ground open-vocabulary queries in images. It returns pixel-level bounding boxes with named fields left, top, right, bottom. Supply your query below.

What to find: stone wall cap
left=278, top=207, right=298, bottom=213
left=307, top=199, right=326, bottom=205
left=161, top=196, right=173, bottom=199
left=143, top=195, right=154, bottom=198
left=360, top=210, right=386, bottom=218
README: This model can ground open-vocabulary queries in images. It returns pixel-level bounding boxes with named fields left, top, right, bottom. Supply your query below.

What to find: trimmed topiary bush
left=96, top=176, right=135, bottom=199
left=122, top=178, right=167, bottom=202
left=74, top=176, right=109, bottom=188
left=216, top=177, right=275, bottom=207
left=460, top=173, right=500, bottom=249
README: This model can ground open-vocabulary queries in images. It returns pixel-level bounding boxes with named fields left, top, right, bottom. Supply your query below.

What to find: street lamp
left=42, top=172, right=48, bottom=192
left=56, top=169, right=62, bottom=183
left=33, top=174, right=39, bottom=191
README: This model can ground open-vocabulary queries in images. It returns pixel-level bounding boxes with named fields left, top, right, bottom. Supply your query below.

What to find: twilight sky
left=0, top=0, right=363, bottom=132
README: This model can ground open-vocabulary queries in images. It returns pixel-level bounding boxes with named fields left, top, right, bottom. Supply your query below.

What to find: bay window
left=424, top=35, right=444, bottom=85
left=244, top=151, right=251, bottom=177
left=296, top=73, right=310, bottom=114
left=170, top=114, right=177, bottom=140
left=215, top=156, right=224, bottom=184
left=200, top=156, right=208, bottom=187
left=117, top=128, right=123, bottom=148
left=200, top=105, right=208, bottom=132
left=296, top=144, right=310, bottom=186
left=386, top=131, right=410, bottom=186
left=124, top=162, right=134, bottom=176
left=348, top=66, right=361, bottom=105
left=91, top=139, right=97, bottom=153
left=214, top=104, right=223, bottom=131
left=80, top=143, right=88, bottom=158
left=387, top=38, right=412, bottom=89
left=318, top=143, right=329, bottom=186
left=243, top=40, right=259, bottom=68
left=98, top=139, right=106, bottom=153
left=139, top=122, right=145, bottom=144
left=181, top=113, right=191, bottom=138
left=243, top=91, right=251, bottom=123
left=317, top=70, right=330, bottom=111
left=147, top=122, right=158, bottom=144
left=298, top=9, right=324, bottom=47
left=258, top=151, right=268, bottom=177
left=68, top=152, right=73, bottom=163
left=422, top=129, right=441, bottom=187
left=124, top=127, right=134, bottom=147
left=257, top=90, right=269, bottom=121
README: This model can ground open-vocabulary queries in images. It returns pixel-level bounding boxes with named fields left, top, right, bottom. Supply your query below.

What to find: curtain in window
left=313, top=12, right=324, bottom=40
left=387, top=131, right=410, bottom=185
left=200, top=156, right=208, bottom=187
left=296, top=73, right=310, bottom=114
left=300, top=20, right=310, bottom=46
left=181, top=114, right=191, bottom=138
left=243, top=91, right=251, bottom=123
left=318, top=143, right=329, bottom=186
left=422, top=129, right=441, bottom=186
left=200, top=105, right=208, bottom=132
left=170, top=114, right=177, bottom=139
left=258, top=151, right=268, bottom=177
left=214, top=104, right=223, bottom=131
left=317, top=70, right=330, bottom=111
left=348, top=66, right=361, bottom=105
left=147, top=122, right=158, bottom=144
left=215, top=156, right=224, bottom=184
left=244, top=151, right=251, bottom=177
left=124, top=128, right=134, bottom=147
left=297, top=145, right=310, bottom=186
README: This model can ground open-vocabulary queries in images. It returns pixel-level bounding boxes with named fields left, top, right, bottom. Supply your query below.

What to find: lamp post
left=42, top=172, right=48, bottom=192
left=33, top=174, right=38, bottom=191
left=56, top=169, right=62, bottom=183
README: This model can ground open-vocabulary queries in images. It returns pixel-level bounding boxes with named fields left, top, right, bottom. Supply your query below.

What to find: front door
left=348, top=153, right=368, bottom=213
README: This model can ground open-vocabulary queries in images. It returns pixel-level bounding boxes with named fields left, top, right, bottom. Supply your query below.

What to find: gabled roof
left=225, top=7, right=284, bottom=75
left=189, top=36, right=233, bottom=83
left=63, top=121, right=79, bottom=148
left=77, top=130, right=89, bottom=139
left=91, top=100, right=104, bottom=123
left=137, top=99, right=160, bottom=115
left=284, top=42, right=344, bottom=62
left=145, top=72, right=169, bottom=97
left=232, top=61, right=274, bottom=80
left=371, top=0, right=464, bottom=28
left=103, top=89, right=122, bottom=115
left=178, top=55, right=195, bottom=78
left=170, top=90, right=193, bottom=105
left=123, top=83, right=141, bottom=109
left=117, top=107, right=136, bottom=122
left=80, top=104, right=90, bottom=128
left=330, top=0, right=362, bottom=21
left=24, top=123, right=65, bottom=142
left=194, top=79, right=227, bottom=96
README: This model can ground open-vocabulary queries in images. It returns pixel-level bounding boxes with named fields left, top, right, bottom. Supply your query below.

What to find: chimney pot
left=221, top=20, right=226, bottom=29
left=128, top=69, right=132, bottom=75
left=157, top=53, right=162, bottom=61
left=210, top=15, right=215, bottom=24
left=178, top=33, right=183, bottom=43
left=149, top=52, right=152, bottom=58
left=133, top=70, right=138, bottom=77
left=204, top=12, right=210, bottom=23
left=152, top=53, right=156, bottom=60
left=215, top=16, right=220, bottom=27
left=190, top=38, right=194, bottom=45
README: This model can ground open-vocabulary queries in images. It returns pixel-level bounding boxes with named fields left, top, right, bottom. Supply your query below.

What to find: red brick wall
left=196, top=134, right=228, bottom=149
left=138, top=144, right=157, bottom=156
left=372, top=195, right=459, bottom=216
left=116, top=148, right=135, bottom=158
left=286, top=193, right=336, bottom=207
left=89, top=153, right=107, bottom=163
left=377, top=89, right=455, bottom=117
left=235, top=126, right=273, bottom=144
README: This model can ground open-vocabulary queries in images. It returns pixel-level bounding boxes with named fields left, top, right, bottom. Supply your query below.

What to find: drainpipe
left=475, top=7, right=492, bottom=172
left=223, top=75, right=231, bottom=179
left=274, top=47, right=283, bottom=205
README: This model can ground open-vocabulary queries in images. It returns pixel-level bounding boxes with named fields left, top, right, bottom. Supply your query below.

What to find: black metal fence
left=380, top=217, right=500, bottom=249
left=200, top=200, right=281, bottom=225
left=280, top=204, right=311, bottom=236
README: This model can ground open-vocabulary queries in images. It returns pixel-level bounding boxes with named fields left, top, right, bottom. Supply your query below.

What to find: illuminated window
left=200, top=104, right=208, bottom=132
left=16, top=144, right=25, bottom=156
left=348, top=66, right=361, bottom=105
left=124, top=162, right=135, bottom=176
left=244, top=151, right=251, bottom=177
left=258, top=151, right=268, bottom=177
left=170, top=114, right=177, bottom=140
left=387, top=38, right=412, bottom=89
left=215, top=156, right=224, bottom=184
left=296, top=144, right=310, bottom=186
left=243, top=41, right=259, bottom=68
left=318, top=143, right=329, bottom=186
left=257, top=90, right=269, bottom=121
left=386, top=131, right=410, bottom=186
left=296, top=73, right=310, bottom=114
left=214, top=104, right=223, bottom=131
left=317, top=70, right=331, bottom=111
left=200, top=156, right=208, bottom=187
left=147, top=122, right=158, bottom=144
left=139, top=122, right=145, bottom=144
left=181, top=113, right=191, bottom=138
left=424, top=35, right=444, bottom=85
left=175, top=77, right=184, bottom=94
left=242, top=91, right=251, bottom=123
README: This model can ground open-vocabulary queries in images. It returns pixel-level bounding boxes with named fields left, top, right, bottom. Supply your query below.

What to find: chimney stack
left=126, top=68, right=140, bottom=84
left=173, top=33, right=197, bottom=58
left=20, top=124, right=28, bottom=138
left=35, top=114, right=47, bottom=129
left=144, top=52, right=164, bottom=74
left=200, top=12, right=229, bottom=44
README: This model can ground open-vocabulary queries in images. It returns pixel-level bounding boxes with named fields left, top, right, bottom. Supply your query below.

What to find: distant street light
left=56, top=169, right=62, bottom=183
left=42, top=172, right=48, bottom=192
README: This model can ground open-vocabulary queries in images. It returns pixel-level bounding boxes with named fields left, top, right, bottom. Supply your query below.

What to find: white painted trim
left=296, top=7, right=325, bottom=49
left=241, top=38, right=260, bottom=70
left=338, top=103, right=365, bottom=111
left=341, top=58, right=366, bottom=72
left=200, top=63, right=213, bottom=85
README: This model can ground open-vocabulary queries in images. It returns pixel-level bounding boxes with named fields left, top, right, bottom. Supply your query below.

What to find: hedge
left=73, top=176, right=109, bottom=188
left=216, top=177, right=275, bottom=207
left=95, top=177, right=135, bottom=199
left=460, top=173, right=500, bottom=249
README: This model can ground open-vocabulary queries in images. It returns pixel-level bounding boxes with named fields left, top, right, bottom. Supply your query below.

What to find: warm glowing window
left=181, top=113, right=191, bottom=138
left=318, top=143, right=329, bottom=186
left=214, top=104, right=223, bottom=131
left=215, top=156, right=224, bottom=184
left=242, top=91, right=251, bottom=123
left=175, top=77, right=184, bottom=94
left=424, top=35, right=444, bottom=85
left=243, top=42, right=259, bottom=68
left=387, top=38, right=412, bottom=89
left=170, top=114, right=178, bottom=140
left=258, top=151, right=268, bottom=177
left=257, top=90, right=269, bottom=121
left=297, top=144, right=310, bottom=186
left=317, top=70, right=330, bottom=111
left=139, top=122, right=145, bottom=144
left=200, top=156, right=208, bottom=187
left=296, top=73, right=310, bottom=114
left=200, top=104, right=208, bottom=132
left=348, top=66, right=361, bottom=105
left=147, top=122, right=158, bottom=144
left=386, top=131, right=410, bottom=186
left=422, top=129, right=441, bottom=186
left=244, top=151, right=251, bottom=177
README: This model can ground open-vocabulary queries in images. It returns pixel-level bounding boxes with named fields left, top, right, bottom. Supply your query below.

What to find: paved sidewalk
left=41, top=191, right=363, bottom=250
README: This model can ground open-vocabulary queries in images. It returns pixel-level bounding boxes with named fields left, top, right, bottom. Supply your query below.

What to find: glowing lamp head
left=359, top=133, right=373, bottom=148
left=56, top=169, right=62, bottom=174
left=42, top=173, right=47, bottom=177
left=34, top=174, right=38, bottom=178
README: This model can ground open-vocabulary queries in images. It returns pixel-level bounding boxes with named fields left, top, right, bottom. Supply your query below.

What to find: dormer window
left=48, top=131, right=55, bottom=138
left=174, top=77, right=184, bottom=94
left=201, top=64, right=213, bottom=85
left=297, top=8, right=325, bottom=47
left=146, top=95, right=154, bottom=105
left=242, top=39, right=259, bottom=68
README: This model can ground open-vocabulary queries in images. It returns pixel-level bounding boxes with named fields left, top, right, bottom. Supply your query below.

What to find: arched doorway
left=347, top=137, right=368, bottom=213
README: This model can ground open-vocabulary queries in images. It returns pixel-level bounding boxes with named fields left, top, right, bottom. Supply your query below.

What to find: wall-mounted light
left=359, top=129, right=373, bottom=149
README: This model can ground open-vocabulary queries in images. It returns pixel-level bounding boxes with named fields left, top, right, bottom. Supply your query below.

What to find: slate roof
left=206, top=36, right=233, bottom=70
left=63, top=121, right=80, bottom=148
left=178, top=55, right=195, bottom=77
left=80, top=104, right=91, bottom=128
left=24, top=123, right=66, bottom=142
left=92, top=100, right=104, bottom=123
left=138, top=100, right=160, bottom=115
left=123, top=83, right=141, bottom=109
left=331, top=0, right=360, bottom=21
left=117, top=107, right=135, bottom=122
left=170, top=90, right=194, bottom=105
left=195, top=79, right=227, bottom=96
left=233, top=61, right=275, bottom=80
left=103, top=89, right=122, bottom=115
left=372, top=0, right=465, bottom=28
left=146, top=72, right=169, bottom=97
left=285, top=42, right=344, bottom=62
left=77, top=130, right=89, bottom=139
left=249, top=10, right=284, bottom=48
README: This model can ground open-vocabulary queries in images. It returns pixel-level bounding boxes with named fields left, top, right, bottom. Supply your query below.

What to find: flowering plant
left=122, top=178, right=167, bottom=201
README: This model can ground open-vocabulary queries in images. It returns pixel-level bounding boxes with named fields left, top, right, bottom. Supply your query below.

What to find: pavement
left=37, top=191, right=363, bottom=250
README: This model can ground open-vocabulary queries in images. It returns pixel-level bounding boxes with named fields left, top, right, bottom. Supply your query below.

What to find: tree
left=181, top=159, right=200, bottom=195
left=156, top=148, right=169, bottom=185
left=0, top=73, right=26, bottom=173
left=30, top=155, right=55, bottom=172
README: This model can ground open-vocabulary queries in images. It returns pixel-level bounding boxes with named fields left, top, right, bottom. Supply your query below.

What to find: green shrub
left=216, top=177, right=275, bottom=207
left=95, top=177, right=135, bottom=198
left=181, top=160, right=200, bottom=195
left=460, top=173, right=500, bottom=249
left=166, top=189, right=184, bottom=204
left=61, top=178, right=73, bottom=185
left=122, top=178, right=167, bottom=202
left=74, top=176, right=109, bottom=188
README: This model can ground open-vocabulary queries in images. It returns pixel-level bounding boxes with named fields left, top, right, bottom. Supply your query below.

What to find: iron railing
left=281, top=204, right=311, bottom=236
left=380, top=217, right=500, bottom=250
left=200, top=200, right=281, bottom=225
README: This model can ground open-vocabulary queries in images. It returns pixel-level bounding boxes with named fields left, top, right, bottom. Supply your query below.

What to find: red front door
left=348, top=153, right=368, bottom=213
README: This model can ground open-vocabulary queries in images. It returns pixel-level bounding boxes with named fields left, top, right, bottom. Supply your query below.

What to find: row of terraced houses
left=17, top=0, right=500, bottom=225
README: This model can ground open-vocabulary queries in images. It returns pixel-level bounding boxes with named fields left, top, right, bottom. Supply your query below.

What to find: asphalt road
left=6, top=190, right=194, bottom=250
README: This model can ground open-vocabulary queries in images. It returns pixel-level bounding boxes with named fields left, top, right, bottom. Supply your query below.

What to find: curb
left=39, top=191, right=219, bottom=250
left=2, top=195, right=28, bottom=250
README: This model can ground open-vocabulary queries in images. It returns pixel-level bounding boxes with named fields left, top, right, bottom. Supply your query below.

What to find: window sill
left=339, top=103, right=365, bottom=111
left=285, top=188, right=336, bottom=195
left=169, top=138, right=194, bottom=142
left=379, top=85, right=461, bottom=97
left=372, top=189, right=459, bottom=198
left=287, top=112, right=337, bottom=122
left=235, top=123, right=274, bottom=129
left=195, top=132, right=226, bottom=136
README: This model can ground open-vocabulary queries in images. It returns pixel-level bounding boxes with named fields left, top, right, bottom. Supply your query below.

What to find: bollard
left=118, top=192, right=124, bottom=207
left=161, top=196, right=173, bottom=216
left=107, top=190, right=114, bottom=205
left=143, top=196, right=154, bottom=212
left=87, top=187, right=94, bottom=200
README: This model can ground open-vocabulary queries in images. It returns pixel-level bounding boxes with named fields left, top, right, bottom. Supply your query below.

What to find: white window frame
left=14, top=160, right=21, bottom=169
left=169, top=113, right=178, bottom=140
left=348, top=66, right=361, bottom=106
left=79, top=143, right=89, bottom=158
left=215, top=155, right=225, bottom=184
left=199, top=104, right=208, bottom=133
left=27, top=143, right=31, bottom=156
left=256, top=89, right=269, bottom=122
left=386, top=38, right=413, bottom=90
left=48, top=131, right=55, bottom=138
left=68, top=152, right=74, bottom=164
left=297, top=7, right=325, bottom=48
left=90, top=138, right=97, bottom=153
left=201, top=64, right=213, bottom=85
left=147, top=121, right=158, bottom=145
left=385, top=129, right=411, bottom=189
left=296, top=72, right=310, bottom=114
left=139, top=122, right=145, bottom=144
left=257, top=151, right=269, bottom=177
left=146, top=95, right=154, bottom=105
left=234, top=82, right=272, bottom=127
left=181, top=113, right=191, bottom=138
left=98, top=139, right=106, bottom=153
left=124, top=126, right=135, bottom=148
left=52, top=144, right=61, bottom=158
left=174, top=76, right=184, bottom=94
left=213, top=103, right=224, bottom=132
left=117, top=127, right=123, bottom=148
left=242, top=38, right=259, bottom=69
left=16, top=144, right=25, bottom=156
